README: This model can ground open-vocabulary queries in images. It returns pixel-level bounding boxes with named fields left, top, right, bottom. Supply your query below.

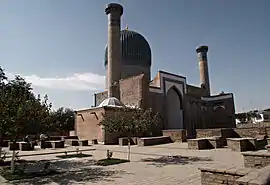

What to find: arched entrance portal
left=166, top=87, right=184, bottom=129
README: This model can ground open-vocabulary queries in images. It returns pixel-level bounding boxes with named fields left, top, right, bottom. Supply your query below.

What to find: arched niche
left=165, top=86, right=184, bottom=129
left=214, top=106, right=227, bottom=127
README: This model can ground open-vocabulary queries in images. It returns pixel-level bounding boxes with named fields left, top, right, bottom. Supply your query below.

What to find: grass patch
left=96, top=158, right=130, bottom=166
left=0, top=167, right=61, bottom=181
left=56, top=153, right=92, bottom=159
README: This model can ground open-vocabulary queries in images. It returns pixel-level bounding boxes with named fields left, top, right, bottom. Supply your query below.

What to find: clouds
left=7, top=72, right=105, bottom=91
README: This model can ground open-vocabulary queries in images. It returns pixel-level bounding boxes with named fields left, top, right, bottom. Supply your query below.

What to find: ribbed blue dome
left=104, top=29, right=151, bottom=67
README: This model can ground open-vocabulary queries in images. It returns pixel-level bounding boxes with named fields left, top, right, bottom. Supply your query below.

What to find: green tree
left=0, top=67, right=52, bottom=172
left=0, top=66, right=8, bottom=158
left=99, top=107, right=161, bottom=160
left=50, top=107, right=75, bottom=135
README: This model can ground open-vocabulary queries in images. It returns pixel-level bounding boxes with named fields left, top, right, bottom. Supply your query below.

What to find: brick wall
left=119, top=73, right=148, bottom=109
left=203, top=95, right=236, bottom=129
left=243, top=152, right=270, bottom=169
left=75, top=107, right=104, bottom=142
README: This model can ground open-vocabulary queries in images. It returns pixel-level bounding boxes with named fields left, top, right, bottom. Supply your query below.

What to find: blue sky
left=0, top=0, right=269, bottom=113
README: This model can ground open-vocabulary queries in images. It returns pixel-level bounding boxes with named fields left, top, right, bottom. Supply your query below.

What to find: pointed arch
left=165, top=86, right=184, bottom=129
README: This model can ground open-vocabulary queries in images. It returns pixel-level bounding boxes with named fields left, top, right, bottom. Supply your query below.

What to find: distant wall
left=94, top=91, right=108, bottom=107
left=196, top=127, right=270, bottom=139
left=119, top=73, right=148, bottom=109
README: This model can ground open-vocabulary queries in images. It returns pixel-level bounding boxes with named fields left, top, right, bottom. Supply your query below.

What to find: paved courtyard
left=1, top=143, right=245, bottom=185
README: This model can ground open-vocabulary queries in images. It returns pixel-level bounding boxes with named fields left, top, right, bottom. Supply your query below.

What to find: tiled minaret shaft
left=196, top=45, right=211, bottom=96
left=105, top=3, right=123, bottom=98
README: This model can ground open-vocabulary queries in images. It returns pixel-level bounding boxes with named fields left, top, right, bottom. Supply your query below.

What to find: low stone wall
left=200, top=165, right=270, bottom=185
left=137, top=136, right=172, bottom=146
left=233, top=127, right=268, bottom=138
left=237, top=122, right=270, bottom=128
left=196, top=128, right=236, bottom=138
left=196, top=127, right=270, bottom=143
left=243, top=151, right=270, bottom=169
left=227, top=138, right=257, bottom=152
left=199, top=166, right=253, bottom=185
left=236, top=165, right=270, bottom=185
left=162, top=129, right=187, bottom=142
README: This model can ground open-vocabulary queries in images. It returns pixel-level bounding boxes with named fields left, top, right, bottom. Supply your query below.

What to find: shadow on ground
left=11, top=159, right=127, bottom=185
left=141, top=155, right=213, bottom=167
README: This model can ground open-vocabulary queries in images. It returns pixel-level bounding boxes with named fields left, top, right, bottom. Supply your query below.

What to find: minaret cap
left=196, top=45, right=208, bottom=53
left=105, top=3, right=123, bottom=16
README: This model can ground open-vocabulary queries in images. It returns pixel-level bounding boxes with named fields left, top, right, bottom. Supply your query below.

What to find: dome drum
left=104, top=30, right=151, bottom=67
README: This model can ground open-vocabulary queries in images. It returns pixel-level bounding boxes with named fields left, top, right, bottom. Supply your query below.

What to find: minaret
left=196, top=45, right=211, bottom=96
left=105, top=3, right=123, bottom=98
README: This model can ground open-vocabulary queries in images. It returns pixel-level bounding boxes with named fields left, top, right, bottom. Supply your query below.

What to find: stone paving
left=1, top=143, right=245, bottom=185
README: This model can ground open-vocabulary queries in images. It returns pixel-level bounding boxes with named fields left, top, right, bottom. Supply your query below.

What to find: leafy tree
left=0, top=66, right=53, bottom=172
left=50, top=107, right=75, bottom=135
left=0, top=66, right=8, bottom=158
left=99, top=107, right=161, bottom=160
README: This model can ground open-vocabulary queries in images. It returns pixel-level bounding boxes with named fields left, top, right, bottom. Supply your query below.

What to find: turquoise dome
left=104, top=29, right=151, bottom=67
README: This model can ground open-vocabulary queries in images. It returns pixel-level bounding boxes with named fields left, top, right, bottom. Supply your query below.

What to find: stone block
left=267, top=145, right=270, bottom=152
left=48, top=136, right=62, bottom=141
left=1, top=140, right=9, bottom=147
left=92, top=139, right=98, bottom=144
left=40, top=141, right=52, bottom=149
left=79, top=140, right=88, bottom=146
left=137, top=136, right=172, bottom=146
left=162, top=129, right=187, bottom=142
left=118, top=137, right=137, bottom=146
left=66, top=139, right=79, bottom=146
left=9, top=142, right=19, bottom=150
left=63, top=136, right=79, bottom=140
left=18, top=142, right=33, bottom=151
left=208, top=137, right=224, bottom=148
left=267, top=138, right=270, bottom=145
left=227, top=138, right=256, bottom=152
left=188, top=138, right=208, bottom=150
left=242, top=151, right=270, bottom=169
left=51, top=141, right=65, bottom=148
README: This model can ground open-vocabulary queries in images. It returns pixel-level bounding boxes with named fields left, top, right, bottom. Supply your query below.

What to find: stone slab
left=78, top=140, right=88, bottom=146
left=227, top=137, right=257, bottom=152
left=1, top=140, right=9, bottom=148
left=9, top=142, right=19, bottom=150
left=187, top=138, right=208, bottom=150
left=18, top=142, right=33, bottom=151
left=118, top=137, right=137, bottom=146
left=162, top=129, right=187, bottom=142
left=137, top=136, right=172, bottom=146
left=51, top=140, right=65, bottom=148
